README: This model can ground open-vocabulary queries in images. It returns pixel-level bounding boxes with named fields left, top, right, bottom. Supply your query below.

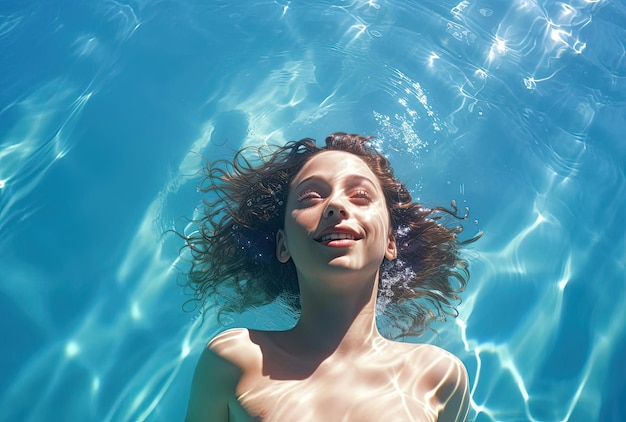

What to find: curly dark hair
left=180, top=132, right=479, bottom=338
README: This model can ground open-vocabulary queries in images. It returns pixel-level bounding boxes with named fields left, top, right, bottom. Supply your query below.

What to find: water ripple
left=0, top=82, right=91, bottom=241
left=1, top=1, right=625, bottom=421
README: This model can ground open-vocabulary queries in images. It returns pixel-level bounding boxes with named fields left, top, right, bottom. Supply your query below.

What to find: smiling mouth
left=317, top=233, right=358, bottom=242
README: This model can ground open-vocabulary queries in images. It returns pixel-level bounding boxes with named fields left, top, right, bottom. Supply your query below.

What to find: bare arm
left=435, top=358, right=470, bottom=422
left=185, top=340, right=241, bottom=422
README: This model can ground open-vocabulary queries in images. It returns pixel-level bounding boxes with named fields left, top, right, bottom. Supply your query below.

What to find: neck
left=286, top=272, right=384, bottom=357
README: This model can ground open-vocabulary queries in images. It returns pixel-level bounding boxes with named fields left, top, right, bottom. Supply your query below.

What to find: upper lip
left=314, top=226, right=362, bottom=242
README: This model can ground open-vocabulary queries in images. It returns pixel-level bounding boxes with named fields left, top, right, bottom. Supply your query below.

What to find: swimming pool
left=1, top=0, right=624, bottom=420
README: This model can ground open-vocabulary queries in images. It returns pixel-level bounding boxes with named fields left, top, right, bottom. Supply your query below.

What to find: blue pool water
left=1, top=0, right=625, bottom=420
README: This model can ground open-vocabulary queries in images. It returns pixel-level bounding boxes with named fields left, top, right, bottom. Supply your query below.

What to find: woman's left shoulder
left=399, top=342, right=470, bottom=421
left=412, top=342, right=465, bottom=365
left=406, top=343, right=468, bottom=382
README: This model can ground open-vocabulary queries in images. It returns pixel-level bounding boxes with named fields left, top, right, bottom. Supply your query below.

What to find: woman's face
left=276, top=150, right=396, bottom=288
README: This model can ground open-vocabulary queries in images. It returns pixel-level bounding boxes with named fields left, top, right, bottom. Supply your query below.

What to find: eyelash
left=352, top=189, right=372, bottom=203
left=296, top=189, right=322, bottom=202
left=295, top=188, right=373, bottom=203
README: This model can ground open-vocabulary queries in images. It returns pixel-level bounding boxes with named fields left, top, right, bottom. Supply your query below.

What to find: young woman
left=182, top=132, right=477, bottom=421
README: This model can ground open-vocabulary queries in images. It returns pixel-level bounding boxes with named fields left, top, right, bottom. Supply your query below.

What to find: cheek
left=362, top=209, right=390, bottom=235
left=286, top=208, right=317, bottom=237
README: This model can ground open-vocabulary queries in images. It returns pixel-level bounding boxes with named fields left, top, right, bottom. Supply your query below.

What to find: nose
left=323, top=198, right=348, bottom=220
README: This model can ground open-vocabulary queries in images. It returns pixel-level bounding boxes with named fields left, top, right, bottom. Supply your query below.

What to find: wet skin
left=186, top=151, right=470, bottom=421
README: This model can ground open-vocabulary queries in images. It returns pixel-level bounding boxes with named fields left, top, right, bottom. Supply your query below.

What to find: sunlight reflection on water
left=1, top=0, right=625, bottom=421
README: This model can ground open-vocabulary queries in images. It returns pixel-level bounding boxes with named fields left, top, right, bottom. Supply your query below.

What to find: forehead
left=291, top=150, right=381, bottom=188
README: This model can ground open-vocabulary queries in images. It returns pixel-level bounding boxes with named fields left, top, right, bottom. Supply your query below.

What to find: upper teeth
left=320, top=233, right=356, bottom=242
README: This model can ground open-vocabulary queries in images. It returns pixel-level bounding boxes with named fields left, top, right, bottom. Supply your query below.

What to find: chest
left=231, top=360, right=438, bottom=422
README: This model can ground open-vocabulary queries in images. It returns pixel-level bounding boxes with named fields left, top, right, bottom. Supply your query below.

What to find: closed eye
left=351, top=189, right=373, bottom=205
left=296, top=189, right=323, bottom=202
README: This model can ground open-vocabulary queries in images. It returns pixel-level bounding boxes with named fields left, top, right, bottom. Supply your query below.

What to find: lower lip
left=320, top=239, right=358, bottom=248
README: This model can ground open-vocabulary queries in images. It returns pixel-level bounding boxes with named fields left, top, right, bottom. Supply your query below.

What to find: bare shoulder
left=414, top=343, right=467, bottom=378
left=392, top=341, right=465, bottom=370
left=185, top=328, right=256, bottom=422
left=208, top=327, right=258, bottom=363
left=393, top=342, right=470, bottom=422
